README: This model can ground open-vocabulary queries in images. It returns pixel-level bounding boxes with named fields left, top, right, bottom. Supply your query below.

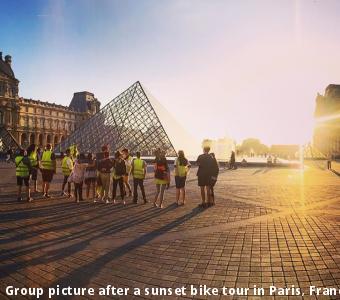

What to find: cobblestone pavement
left=0, top=161, right=339, bottom=300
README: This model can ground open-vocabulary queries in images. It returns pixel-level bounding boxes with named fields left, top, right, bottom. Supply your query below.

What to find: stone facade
left=314, top=84, right=340, bottom=156
left=0, top=51, right=100, bottom=149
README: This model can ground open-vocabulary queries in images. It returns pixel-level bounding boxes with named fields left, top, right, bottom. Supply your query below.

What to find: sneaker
left=105, top=199, right=110, bottom=204
left=17, top=197, right=22, bottom=202
left=44, top=194, right=51, bottom=198
left=160, top=204, right=164, bottom=209
left=123, top=200, right=126, bottom=206
left=153, top=202, right=158, bottom=208
left=27, top=197, right=33, bottom=202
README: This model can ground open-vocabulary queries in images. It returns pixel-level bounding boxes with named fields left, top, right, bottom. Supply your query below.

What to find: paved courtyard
left=0, top=161, right=340, bottom=299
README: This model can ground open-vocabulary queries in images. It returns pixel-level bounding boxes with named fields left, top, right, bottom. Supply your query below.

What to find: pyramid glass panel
left=56, top=82, right=177, bottom=156
left=0, top=127, right=20, bottom=152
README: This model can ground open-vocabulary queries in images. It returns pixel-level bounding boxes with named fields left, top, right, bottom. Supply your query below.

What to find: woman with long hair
left=153, top=149, right=169, bottom=208
left=174, top=150, right=191, bottom=205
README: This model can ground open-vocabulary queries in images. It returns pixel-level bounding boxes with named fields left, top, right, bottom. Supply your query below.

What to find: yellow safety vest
left=15, top=156, right=29, bottom=177
left=61, top=156, right=73, bottom=176
left=132, top=158, right=145, bottom=179
left=29, top=151, right=38, bottom=167
left=175, top=159, right=187, bottom=177
left=41, top=150, right=54, bottom=170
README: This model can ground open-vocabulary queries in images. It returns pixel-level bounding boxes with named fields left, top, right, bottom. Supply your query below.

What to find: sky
left=1, top=0, right=340, bottom=146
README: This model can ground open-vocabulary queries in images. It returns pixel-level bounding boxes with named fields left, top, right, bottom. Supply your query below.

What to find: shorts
left=198, top=175, right=211, bottom=187
left=41, top=169, right=54, bottom=183
left=175, top=176, right=186, bottom=189
left=30, top=167, right=38, bottom=181
left=17, top=176, right=29, bottom=187
left=85, top=177, right=97, bottom=185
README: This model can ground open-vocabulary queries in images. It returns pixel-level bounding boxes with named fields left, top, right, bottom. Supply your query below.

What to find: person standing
left=112, top=151, right=126, bottom=205
left=327, top=153, right=332, bottom=170
left=27, top=144, right=39, bottom=193
left=122, top=148, right=133, bottom=197
left=196, top=146, right=216, bottom=208
left=209, top=152, right=219, bottom=206
left=72, top=154, right=88, bottom=202
left=15, top=149, right=32, bottom=202
left=61, top=148, right=73, bottom=197
left=84, top=153, right=97, bottom=200
left=40, top=144, right=56, bottom=198
left=229, top=151, right=236, bottom=170
left=97, top=151, right=114, bottom=203
left=174, top=150, right=191, bottom=206
left=131, top=151, right=147, bottom=204
left=153, top=150, right=169, bottom=208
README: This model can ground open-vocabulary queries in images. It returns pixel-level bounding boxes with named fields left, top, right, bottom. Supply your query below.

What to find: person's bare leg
left=200, top=186, right=206, bottom=205
left=154, top=184, right=160, bottom=206
left=45, top=182, right=50, bottom=195
left=159, top=184, right=166, bottom=208
left=33, top=180, right=38, bottom=193
left=182, top=188, right=186, bottom=204
left=176, top=189, right=180, bottom=205
left=206, top=186, right=211, bottom=204
left=42, top=182, right=45, bottom=194
left=17, top=185, right=22, bottom=200
left=26, top=186, right=31, bottom=201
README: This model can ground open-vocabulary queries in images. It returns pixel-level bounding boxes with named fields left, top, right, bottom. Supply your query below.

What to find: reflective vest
left=29, top=151, right=38, bottom=167
left=15, top=156, right=29, bottom=177
left=132, top=158, right=145, bottom=179
left=175, top=159, right=187, bottom=177
left=41, top=150, right=54, bottom=170
left=62, top=156, right=73, bottom=176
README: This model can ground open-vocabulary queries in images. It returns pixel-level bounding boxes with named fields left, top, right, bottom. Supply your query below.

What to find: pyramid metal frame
left=56, top=81, right=177, bottom=156
left=0, top=126, right=20, bottom=152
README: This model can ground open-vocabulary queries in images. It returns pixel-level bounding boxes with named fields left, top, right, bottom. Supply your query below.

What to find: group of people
left=14, top=143, right=219, bottom=208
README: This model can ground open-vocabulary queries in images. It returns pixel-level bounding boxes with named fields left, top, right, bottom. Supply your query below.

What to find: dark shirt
left=98, top=158, right=114, bottom=173
left=196, top=153, right=218, bottom=178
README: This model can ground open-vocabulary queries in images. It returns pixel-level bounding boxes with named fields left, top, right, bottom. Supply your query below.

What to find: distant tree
left=238, top=138, right=269, bottom=156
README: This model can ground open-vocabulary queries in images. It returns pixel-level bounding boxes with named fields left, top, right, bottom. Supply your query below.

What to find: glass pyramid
left=56, top=81, right=177, bottom=156
left=0, top=127, right=20, bottom=152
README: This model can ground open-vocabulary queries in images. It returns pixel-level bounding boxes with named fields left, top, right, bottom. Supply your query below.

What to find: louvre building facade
left=0, top=51, right=100, bottom=150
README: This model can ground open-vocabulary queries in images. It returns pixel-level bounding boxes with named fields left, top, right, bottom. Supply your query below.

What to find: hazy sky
left=1, top=0, right=340, bottom=145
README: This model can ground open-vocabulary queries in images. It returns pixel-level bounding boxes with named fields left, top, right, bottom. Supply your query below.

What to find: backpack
left=115, top=159, right=126, bottom=176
